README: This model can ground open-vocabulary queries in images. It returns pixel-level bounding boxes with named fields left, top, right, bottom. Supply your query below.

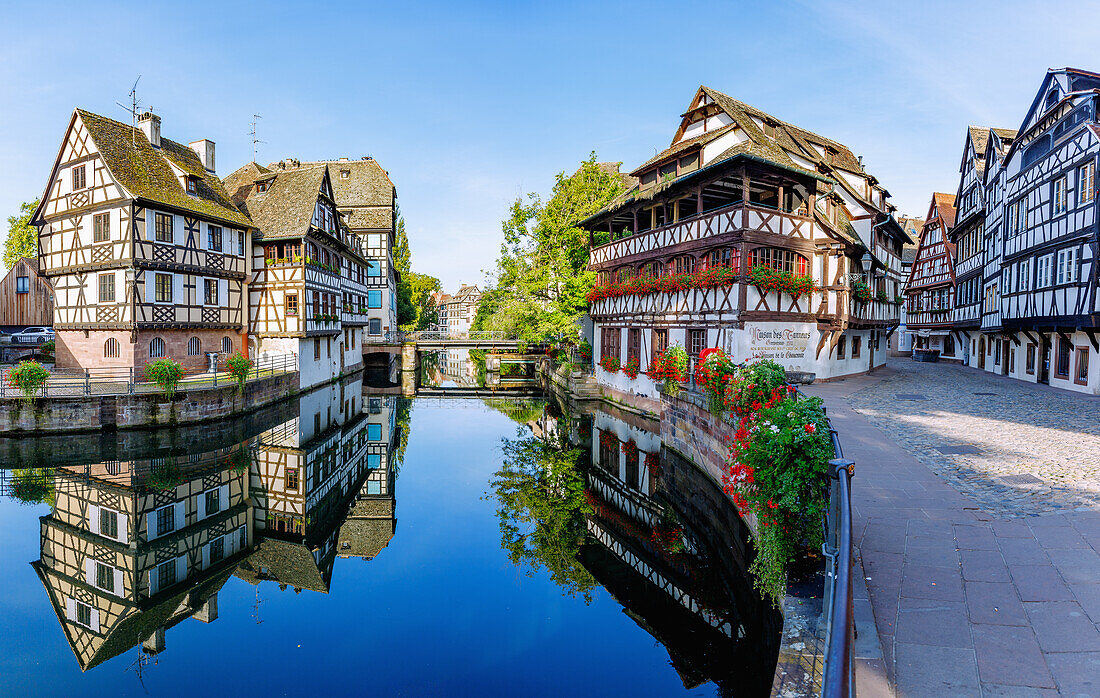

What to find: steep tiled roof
left=968, top=126, right=1018, bottom=172
left=902, top=244, right=918, bottom=265
left=234, top=537, right=331, bottom=593
left=222, top=161, right=271, bottom=206
left=76, top=109, right=251, bottom=227
left=299, top=158, right=395, bottom=232
left=932, top=192, right=958, bottom=229
left=230, top=164, right=326, bottom=242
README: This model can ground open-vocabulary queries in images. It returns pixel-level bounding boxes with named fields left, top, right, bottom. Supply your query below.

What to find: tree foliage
left=474, top=153, right=626, bottom=342
left=391, top=210, right=442, bottom=331
left=489, top=434, right=597, bottom=602
left=4, top=199, right=39, bottom=270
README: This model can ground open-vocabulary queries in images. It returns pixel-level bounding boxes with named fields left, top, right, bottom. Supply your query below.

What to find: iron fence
left=0, top=353, right=298, bottom=399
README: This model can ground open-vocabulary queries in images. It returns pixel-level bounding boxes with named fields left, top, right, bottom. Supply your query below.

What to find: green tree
left=4, top=199, right=39, bottom=269
left=489, top=434, right=597, bottom=602
left=393, top=211, right=410, bottom=276
left=478, top=154, right=625, bottom=342
left=399, top=271, right=441, bottom=331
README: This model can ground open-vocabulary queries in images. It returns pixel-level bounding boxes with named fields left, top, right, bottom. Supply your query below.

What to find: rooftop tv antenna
left=249, top=114, right=265, bottom=163
left=115, top=75, right=142, bottom=145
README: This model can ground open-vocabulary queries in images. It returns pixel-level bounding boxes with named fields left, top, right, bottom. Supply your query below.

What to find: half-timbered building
left=966, top=68, right=1100, bottom=393
left=580, top=86, right=910, bottom=398
left=32, top=450, right=252, bottom=669
left=224, top=160, right=373, bottom=389
left=32, top=110, right=252, bottom=371
left=948, top=125, right=1018, bottom=370
left=906, top=193, right=960, bottom=359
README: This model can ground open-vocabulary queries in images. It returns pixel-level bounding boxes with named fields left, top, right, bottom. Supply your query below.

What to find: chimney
left=338, top=157, right=349, bottom=162
left=142, top=627, right=166, bottom=655
left=138, top=111, right=161, bottom=148
left=189, top=139, right=216, bottom=172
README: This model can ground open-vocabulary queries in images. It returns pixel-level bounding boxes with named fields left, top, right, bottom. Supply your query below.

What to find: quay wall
left=0, top=372, right=300, bottom=434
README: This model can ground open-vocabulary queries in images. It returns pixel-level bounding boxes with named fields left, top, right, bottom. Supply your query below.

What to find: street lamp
left=860, top=251, right=873, bottom=282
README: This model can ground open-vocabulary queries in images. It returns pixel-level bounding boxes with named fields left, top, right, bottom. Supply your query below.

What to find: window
left=1008, top=201, right=1023, bottom=235
left=600, top=327, right=621, bottom=361
left=1077, top=348, right=1090, bottom=385
left=837, top=335, right=846, bottom=359
left=1018, top=260, right=1030, bottom=292
left=1056, top=248, right=1077, bottom=284
left=652, top=329, right=668, bottom=358
left=98, top=273, right=115, bottom=302
left=314, top=338, right=321, bottom=360
left=206, top=489, right=221, bottom=516
left=221, top=337, right=232, bottom=354
left=368, top=290, right=382, bottom=308
left=707, top=247, right=738, bottom=269
left=208, top=226, right=222, bottom=251
left=599, top=429, right=618, bottom=472
left=185, top=177, right=197, bottom=195
left=639, top=261, right=662, bottom=278
left=627, top=328, right=641, bottom=361
left=72, top=165, right=86, bottom=190
left=689, top=329, right=706, bottom=356
left=1079, top=162, right=1096, bottom=205
left=615, top=267, right=633, bottom=284
left=76, top=602, right=92, bottom=628
left=150, top=337, right=166, bottom=358
left=256, top=181, right=269, bottom=193
left=852, top=335, right=862, bottom=358
left=95, top=561, right=114, bottom=593
left=104, top=337, right=119, bottom=358
left=204, top=279, right=218, bottom=305
left=1036, top=255, right=1053, bottom=288
left=155, top=273, right=172, bottom=302
left=238, top=230, right=245, bottom=256
left=366, top=261, right=381, bottom=277
left=994, top=339, right=1002, bottom=366
left=369, top=318, right=382, bottom=335
left=748, top=247, right=809, bottom=275
left=1009, top=346, right=1015, bottom=374
left=1026, top=344, right=1036, bottom=374
left=1057, top=339, right=1072, bottom=377
left=340, top=169, right=350, bottom=179
left=1053, top=176, right=1067, bottom=214
left=286, top=467, right=299, bottom=491
left=157, top=559, right=177, bottom=589
left=187, top=337, right=201, bottom=356
left=100, top=509, right=118, bottom=539
left=154, top=213, right=173, bottom=243
left=286, top=292, right=298, bottom=316
left=15, top=276, right=28, bottom=294
left=156, top=505, right=175, bottom=536
left=672, top=255, right=696, bottom=275
left=93, top=212, right=110, bottom=242
left=209, top=537, right=224, bottom=564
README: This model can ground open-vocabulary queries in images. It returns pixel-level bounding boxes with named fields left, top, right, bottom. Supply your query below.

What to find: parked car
left=11, top=327, right=54, bottom=344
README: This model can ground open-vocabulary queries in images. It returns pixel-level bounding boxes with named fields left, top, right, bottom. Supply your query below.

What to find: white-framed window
left=1056, top=248, right=1077, bottom=284
left=154, top=272, right=172, bottom=303
left=1036, top=254, right=1053, bottom=288
left=1053, top=176, right=1067, bottom=215
left=151, top=503, right=178, bottom=538
left=1018, top=259, right=1030, bottom=292
left=149, top=556, right=186, bottom=595
left=1079, top=161, right=1096, bottom=205
left=66, top=598, right=99, bottom=631
left=86, top=558, right=122, bottom=595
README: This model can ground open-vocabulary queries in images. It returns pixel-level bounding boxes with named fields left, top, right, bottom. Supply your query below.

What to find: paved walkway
left=806, top=360, right=1100, bottom=697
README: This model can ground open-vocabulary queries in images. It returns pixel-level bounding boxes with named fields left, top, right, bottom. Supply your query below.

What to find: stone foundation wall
left=55, top=328, right=245, bottom=371
left=0, top=371, right=298, bottom=434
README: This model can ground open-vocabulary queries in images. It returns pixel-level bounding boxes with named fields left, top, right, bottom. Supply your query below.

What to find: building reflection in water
left=21, top=375, right=401, bottom=670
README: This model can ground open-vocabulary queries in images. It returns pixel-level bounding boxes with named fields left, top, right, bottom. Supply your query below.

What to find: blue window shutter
left=367, top=453, right=381, bottom=468
left=368, top=424, right=382, bottom=441
left=368, top=290, right=382, bottom=308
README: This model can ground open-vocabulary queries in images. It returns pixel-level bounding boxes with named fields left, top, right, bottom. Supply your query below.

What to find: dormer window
left=340, top=169, right=350, bottom=179
left=256, top=181, right=269, bottom=193
left=185, top=176, right=198, bottom=195
left=763, top=121, right=776, bottom=138
left=1045, top=87, right=1059, bottom=111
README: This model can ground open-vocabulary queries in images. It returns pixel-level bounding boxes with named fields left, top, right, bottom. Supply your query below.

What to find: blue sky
left=2, top=0, right=1099, bottom=290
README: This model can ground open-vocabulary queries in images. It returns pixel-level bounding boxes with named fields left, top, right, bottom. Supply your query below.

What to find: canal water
left=0, top=371, right=779, bottom=696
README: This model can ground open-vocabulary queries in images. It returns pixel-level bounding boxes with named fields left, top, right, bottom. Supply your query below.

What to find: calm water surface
left=0, top=374, right=777, bottom=696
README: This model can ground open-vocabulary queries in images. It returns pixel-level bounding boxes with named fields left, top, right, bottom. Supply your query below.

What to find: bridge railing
left=404, top=330, right=514, bottom=342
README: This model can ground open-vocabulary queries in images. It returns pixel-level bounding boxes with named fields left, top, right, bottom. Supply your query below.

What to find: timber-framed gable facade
left=32, top=109, right=252, bottom=371
left=580, top=85, right=910, bottom=397
left=906, top=193, right=960, bottom=359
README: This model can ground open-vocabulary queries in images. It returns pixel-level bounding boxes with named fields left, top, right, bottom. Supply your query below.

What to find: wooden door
left=1040, top=339, right=1051, bottom=384
left=1002, top=342, right=1010, bottom=376
left=979, top=337, right=986, bottom=369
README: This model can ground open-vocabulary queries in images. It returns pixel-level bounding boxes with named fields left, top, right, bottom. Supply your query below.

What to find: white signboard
left=746, top=325, right=811, bottom=361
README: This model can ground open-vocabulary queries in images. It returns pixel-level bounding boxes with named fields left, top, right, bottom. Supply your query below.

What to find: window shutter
left=146, top=510, right=155, bottom=541
left=88, top=505, right=100, bottom=535
left=202, top=543, right=211, bottom=571
left=84, top=558, right=95, bottom=586
left=197, top=491, right=206, bottom=520
left=173, top=501, right=186, bottom=531
left=65, top=597, right=76, bottom=621
left=149, top=568, right=159, bottom=596
left=176, top=555, right=187, bottom=583
left=113, top=568, right=124, bottom=596
left=117, top=513, right=129, bottom=544
left=219, top=485, right=229, bottom=509
left=89, top=609, right=100, bottom=632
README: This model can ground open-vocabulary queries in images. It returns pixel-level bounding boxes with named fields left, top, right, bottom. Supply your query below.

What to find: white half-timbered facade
left=906, top=193, right=960, bottom=359
left=581, top=86, right=910, bottom=396
left=956, top=69, right=1100, bottom=393
left=32, top=110, right=253, bottom=370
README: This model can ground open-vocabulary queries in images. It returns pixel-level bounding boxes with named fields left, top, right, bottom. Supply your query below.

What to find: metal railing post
left=85, top=369, right=90, bottom=397
left=823, top=457, right=856, bottom=698
left=129, top=367, right=135, bottom=395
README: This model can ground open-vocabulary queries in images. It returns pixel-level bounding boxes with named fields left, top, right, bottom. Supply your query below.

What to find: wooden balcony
left=848, top=299, right=900, bottom=327
left=589, top=201, right=815, bottom=269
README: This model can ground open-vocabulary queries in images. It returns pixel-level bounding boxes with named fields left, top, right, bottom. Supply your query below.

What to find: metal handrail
left=822, top=457, right=855, bottom=697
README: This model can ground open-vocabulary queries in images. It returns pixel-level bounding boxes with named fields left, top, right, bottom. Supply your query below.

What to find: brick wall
left=57, top=328, right=246, bottom=371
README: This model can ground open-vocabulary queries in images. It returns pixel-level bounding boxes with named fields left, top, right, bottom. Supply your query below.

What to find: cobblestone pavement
left=846, top=360, right=1100, bottom=518
left=806, top=362, right=1100, bottom=696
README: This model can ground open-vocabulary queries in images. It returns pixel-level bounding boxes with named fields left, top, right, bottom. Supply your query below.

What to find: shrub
left=226, top=352, right=252, bottom=390
left=724, top=389, right=832, bottom=605
left=41, top=340, right=55, bottom=354
left=694, top=348, right=737, bottom=415
left=725, top=359, right=787, bottom=415
left=8, top=360, right=50, bottom=400
left=576, top=340, right=593, bottom=364
left=599, top=355, right=621, bottom=373
left=144, top=358, right=184, bottom=399
left=650, top=345, right=688, bottom=396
